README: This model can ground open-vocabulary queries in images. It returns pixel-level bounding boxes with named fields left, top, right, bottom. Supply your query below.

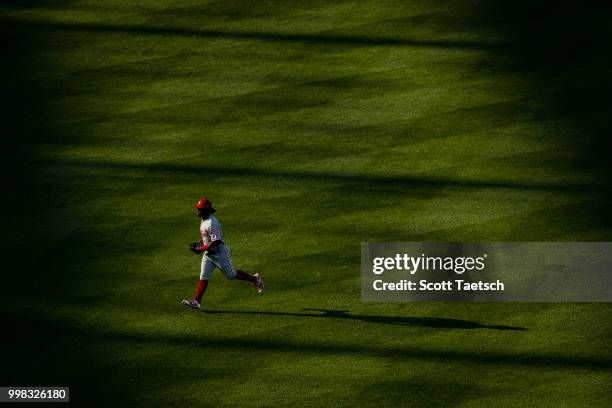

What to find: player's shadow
left=204, top=308, right=526, bottom=331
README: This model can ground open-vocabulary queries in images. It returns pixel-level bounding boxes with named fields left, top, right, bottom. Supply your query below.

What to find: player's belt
left=206, top=242, right=225, bottom=254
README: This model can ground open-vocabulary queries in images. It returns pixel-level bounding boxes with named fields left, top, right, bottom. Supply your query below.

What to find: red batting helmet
left=194, top=198, right=214, bottom=211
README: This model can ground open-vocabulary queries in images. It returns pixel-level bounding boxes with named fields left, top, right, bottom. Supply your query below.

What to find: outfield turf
left=1, top=1, right=612, bottom=406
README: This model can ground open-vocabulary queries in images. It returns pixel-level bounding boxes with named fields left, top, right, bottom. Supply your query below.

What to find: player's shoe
left=254, top=273, right=264, bottom=293
left=181, top=299, right=201, bottom=310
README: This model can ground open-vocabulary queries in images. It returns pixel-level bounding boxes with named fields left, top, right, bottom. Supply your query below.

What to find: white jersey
left=199, top=215, right=224, bottom=245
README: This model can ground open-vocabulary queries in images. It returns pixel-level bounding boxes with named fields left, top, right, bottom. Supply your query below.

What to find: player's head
left=194, top=198, right=215, bottom=219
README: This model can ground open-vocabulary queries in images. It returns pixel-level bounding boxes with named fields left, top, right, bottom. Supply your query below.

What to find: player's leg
left=182, top=257, right=215, bottom=309
left=238, top=270, right=264, bottom=293
left=215, top=246, right=264, bottom=293
left=195, top=257, right=215, bottom=301
left=192, top=280, right=208, bottom=303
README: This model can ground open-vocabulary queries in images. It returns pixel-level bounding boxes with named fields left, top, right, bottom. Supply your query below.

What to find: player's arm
left=203, top=225, right=223, bottom=253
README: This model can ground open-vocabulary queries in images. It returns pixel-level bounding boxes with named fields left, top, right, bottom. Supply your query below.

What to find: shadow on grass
left=14, top=316, right=605, bottom=371
left=100, top=330, right=612, bottom=371
left=204, top=308, right=527, bottom=331
left=42, top=158, right=605, bottom=194
left=0, top=17, right=503, bottom=50
left=6, top=313, right=610, bottom=373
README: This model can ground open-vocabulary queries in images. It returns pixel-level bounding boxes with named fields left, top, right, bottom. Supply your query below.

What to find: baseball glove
left=190, top=242, right=205, bottom=254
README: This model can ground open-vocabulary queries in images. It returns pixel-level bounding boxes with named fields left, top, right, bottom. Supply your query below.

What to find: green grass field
left=2, top=1, right=611, bottom=406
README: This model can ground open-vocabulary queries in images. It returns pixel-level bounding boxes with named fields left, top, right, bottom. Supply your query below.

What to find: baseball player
left=182, top=198, right=264, bottom=310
